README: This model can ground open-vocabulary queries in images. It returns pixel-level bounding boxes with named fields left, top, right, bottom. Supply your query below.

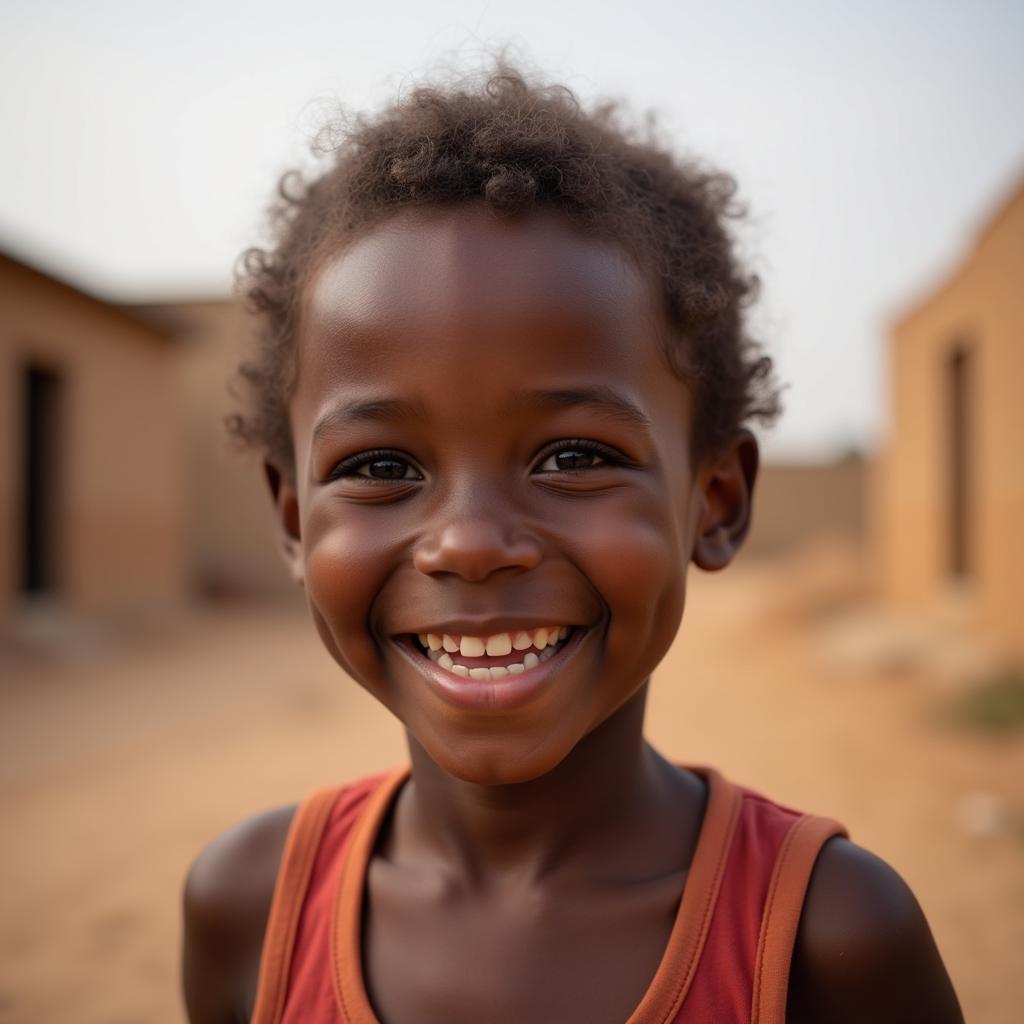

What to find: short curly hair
left=230, top=66, right=780, bottom=472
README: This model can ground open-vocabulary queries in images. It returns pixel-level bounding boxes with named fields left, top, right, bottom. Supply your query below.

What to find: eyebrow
left=509, top=385, right=654, bottom=433
left=312, top=397, right=427, bottom=443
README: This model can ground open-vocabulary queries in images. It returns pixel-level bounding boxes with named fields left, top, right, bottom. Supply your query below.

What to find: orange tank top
left=251, top=766, right=847, bottom=1024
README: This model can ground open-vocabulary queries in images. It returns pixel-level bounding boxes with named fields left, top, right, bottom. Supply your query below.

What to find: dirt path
left=2, top=558, right=1021, bottom=1023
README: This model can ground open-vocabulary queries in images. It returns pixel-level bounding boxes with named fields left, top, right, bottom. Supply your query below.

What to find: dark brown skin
left=182, top=206, right=963, bottom=1023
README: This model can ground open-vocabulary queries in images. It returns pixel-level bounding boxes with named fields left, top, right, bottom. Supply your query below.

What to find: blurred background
left=1, top=2, right=1022, bottom=1021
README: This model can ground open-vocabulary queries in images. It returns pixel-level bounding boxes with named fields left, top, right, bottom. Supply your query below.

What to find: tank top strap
left=750, top=812, right=848, bottom=1024
left=252, top=769, right=407, bottom=1024
left=627, top=764, right=744, bottom=1023
left=332, top=769, right=411, bottom=1024
left=252, top=785, right=348, bottom=1024
left=673, top=775, right=848, bottom=1024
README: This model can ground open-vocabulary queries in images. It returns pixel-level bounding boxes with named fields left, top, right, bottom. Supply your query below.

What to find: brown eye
left=554, top=450, right=600, bottom=470
left=536, top=441, right=617, bottom=473
left=328, top=448, right=423, bottom=483
left=357, top=457, right=413, bottom=479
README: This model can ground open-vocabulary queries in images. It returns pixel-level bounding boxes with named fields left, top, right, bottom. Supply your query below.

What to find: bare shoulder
left=786, top=836, right=963, bottom=1024
left=181, top=804, right=297, bottom=1024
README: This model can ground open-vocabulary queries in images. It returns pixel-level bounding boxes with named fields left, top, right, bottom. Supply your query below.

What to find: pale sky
left=2, top=0, right=1022, bottom=459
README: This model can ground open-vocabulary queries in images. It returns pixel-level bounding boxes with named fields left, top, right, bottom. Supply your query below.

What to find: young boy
left=181, top=68, right=963, bottom=1023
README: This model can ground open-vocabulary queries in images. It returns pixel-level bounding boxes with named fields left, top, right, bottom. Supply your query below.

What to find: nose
left=413, top=515, right=543, bottom=582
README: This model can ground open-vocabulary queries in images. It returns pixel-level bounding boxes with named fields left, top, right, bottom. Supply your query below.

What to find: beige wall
left=138, top=299, right=296, bottom=603
left=0, top=257, right=186, bottom=618
left=742, top=458, right=865, bottom=560
left=872, top=181, right=1024, bottom=655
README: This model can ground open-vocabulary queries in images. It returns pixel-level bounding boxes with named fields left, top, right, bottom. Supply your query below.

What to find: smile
left=391, top=624, right=589, bottom=714
left=414, top=626, right=572, bottom=680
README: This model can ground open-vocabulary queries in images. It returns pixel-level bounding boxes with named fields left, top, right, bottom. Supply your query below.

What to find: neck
left=396, top=685, right=696, bottom=888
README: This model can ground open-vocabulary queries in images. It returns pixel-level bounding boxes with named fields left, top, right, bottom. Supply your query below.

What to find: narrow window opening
left=21, top=365, right=63, bottom=596
left=948, top=345, right=971, bottom=582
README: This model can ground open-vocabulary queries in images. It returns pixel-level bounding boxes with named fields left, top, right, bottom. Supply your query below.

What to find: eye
left=328, top=449, right=423, bottom=483
left=535, top=439, right=623, bottom=473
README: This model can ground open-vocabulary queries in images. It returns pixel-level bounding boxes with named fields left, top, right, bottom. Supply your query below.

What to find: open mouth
left=406, top=625, right=579, bottom=680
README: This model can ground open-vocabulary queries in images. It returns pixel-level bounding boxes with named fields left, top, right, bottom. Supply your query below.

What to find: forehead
left=294, top=205, right=688, bottom=445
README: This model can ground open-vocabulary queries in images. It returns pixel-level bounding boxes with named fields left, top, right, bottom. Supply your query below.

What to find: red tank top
left=251, top=766, right=847, bottom=1024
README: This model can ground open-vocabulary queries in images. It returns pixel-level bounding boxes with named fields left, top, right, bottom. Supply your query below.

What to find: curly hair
left=230, top=66, right=781, bottom=471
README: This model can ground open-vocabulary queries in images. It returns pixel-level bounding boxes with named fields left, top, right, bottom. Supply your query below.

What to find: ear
left=691, top=429, right=759, bottom=572
left=264, top=460, right=304, bottom=585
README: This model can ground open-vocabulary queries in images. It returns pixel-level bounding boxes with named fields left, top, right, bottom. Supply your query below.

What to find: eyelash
left=535, top=438, right=626, bottom=473
left=327, top=448, right=421, bottom=483
left=327, top=439, right=628, bottom=483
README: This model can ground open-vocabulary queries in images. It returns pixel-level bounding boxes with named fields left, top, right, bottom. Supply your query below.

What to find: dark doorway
left=21, top=365, right=63, bottom=596
left=948, top=345, right=971, bottom=581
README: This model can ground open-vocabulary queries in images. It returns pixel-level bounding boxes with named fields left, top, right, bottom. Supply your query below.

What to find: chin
left=417, top=730, right=578, bottom=788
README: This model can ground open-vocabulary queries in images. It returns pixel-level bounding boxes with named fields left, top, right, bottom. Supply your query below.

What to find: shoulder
left=181, top=804, right=298, bottom=1024
left=786, top=835, right=963, bottom=1024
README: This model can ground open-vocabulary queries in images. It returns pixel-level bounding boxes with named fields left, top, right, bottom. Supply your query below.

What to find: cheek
left=303, top=506, right=394, bottom=679
left=576, top=493, right=688, bottom=676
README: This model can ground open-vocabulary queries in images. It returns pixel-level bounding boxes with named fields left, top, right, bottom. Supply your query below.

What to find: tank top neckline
left=327, top=762, right=744, bottom=1024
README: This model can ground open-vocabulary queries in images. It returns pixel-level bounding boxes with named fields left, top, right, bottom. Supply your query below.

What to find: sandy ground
left=2, top=550, right=1022, bottom=1023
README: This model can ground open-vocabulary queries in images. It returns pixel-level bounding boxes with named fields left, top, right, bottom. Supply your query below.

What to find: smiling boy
left=182, top=69, right=963, bottom=1023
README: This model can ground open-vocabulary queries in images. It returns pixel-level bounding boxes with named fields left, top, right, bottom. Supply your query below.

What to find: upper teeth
left=417, top=626, right=569, bottom=657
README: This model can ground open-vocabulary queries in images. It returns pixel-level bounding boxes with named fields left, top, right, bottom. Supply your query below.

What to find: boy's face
left=273, top=205, right=756, bottom=785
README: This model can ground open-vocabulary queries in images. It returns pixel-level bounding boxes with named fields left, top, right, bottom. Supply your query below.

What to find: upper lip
left=392, top=618, right=582, bottom=637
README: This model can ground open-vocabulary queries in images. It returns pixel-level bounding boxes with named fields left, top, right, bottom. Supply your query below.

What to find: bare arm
left=181, top=806, right=296, bottom=1024
left=787, top=837, right=964, bottom=1024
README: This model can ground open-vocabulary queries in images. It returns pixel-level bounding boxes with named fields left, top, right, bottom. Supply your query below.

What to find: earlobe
left=692, top=430, right=759, bottom=572
left=264, top=460, right=305, bottom=586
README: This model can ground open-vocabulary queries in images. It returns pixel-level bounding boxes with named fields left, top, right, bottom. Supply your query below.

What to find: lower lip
left=393, top=628, right=589, bottom=714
